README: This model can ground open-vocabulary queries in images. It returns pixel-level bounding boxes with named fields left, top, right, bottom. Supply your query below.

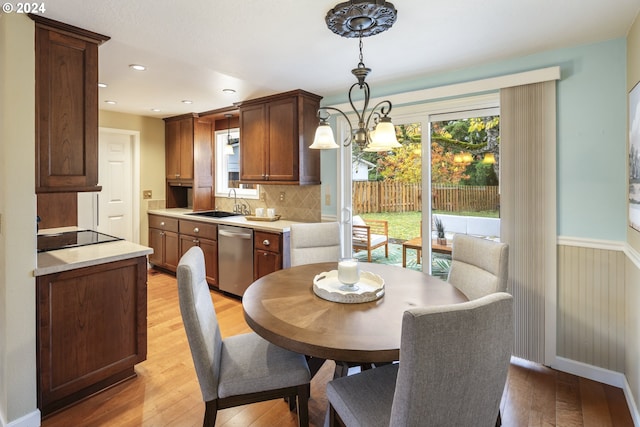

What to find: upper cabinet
left=164, top=114, right=214, bottom=211
left=32, top=15, right=110, bottom=193
left=239, top=90, right=322, bottom=185
left=165, top=114, right=196, bottom=183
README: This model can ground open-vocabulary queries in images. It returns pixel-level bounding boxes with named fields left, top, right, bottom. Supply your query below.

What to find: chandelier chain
left=358, top=31, right=364, bottom=66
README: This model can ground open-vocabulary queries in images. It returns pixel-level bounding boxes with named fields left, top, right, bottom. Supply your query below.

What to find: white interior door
left=98, top=131, right=133, bottom=240
left=78, top=129, right=138, bottom=242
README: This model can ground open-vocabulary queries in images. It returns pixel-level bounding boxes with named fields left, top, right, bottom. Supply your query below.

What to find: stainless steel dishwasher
left=218, top=224, right=254, bottom=297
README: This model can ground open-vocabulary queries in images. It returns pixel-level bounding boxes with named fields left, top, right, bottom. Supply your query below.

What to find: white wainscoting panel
left=557, top=244, right=626, bottom=372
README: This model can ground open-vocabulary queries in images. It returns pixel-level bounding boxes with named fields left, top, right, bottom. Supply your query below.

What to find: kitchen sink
left=186, top=210, right=240, bottom=218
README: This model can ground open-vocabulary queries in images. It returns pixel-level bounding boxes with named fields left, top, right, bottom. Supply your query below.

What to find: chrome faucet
left=228, top=189, right=250, bottom=215
left=228, top=189, right=239, bottom=213
left=237, top=199, right=251, bottom=215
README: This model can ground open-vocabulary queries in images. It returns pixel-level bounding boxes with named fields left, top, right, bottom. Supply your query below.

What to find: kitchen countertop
left=147, top=208, right=301, bottom=233
left=35, top=227, right=153, bottom=276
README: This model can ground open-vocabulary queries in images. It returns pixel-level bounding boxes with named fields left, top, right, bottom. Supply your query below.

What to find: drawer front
left=254, top=231, right=281, bottom=253
left=179, top=219, right=217, bottom=240
left=149, top=214, right=179, bottom=232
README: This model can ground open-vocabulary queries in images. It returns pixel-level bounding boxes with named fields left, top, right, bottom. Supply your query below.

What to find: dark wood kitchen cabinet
left=36, top=256, right=147, bottom=417
left=254, top=230, right=290, bottom=280
left=164, top=114, right=215, bottom=210
left=165, top=114, right=195, bottom=182
left=32, top=15, right=110, bottom=193
left=239, top=90, right=322, bottom=185
left=179, top=219, right=218, bottom=288
left=148, top=214, right=180, bottom=272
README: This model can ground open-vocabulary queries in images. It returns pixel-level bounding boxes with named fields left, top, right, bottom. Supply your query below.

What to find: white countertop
left=147, top=208, right=301, bottom=233
left=35, top=227, right=153, bottom=276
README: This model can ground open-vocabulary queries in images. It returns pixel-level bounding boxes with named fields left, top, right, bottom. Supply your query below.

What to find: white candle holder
left=337, top=258, right=360, bottom=291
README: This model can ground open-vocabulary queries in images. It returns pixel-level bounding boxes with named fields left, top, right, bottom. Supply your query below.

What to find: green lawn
left=359, top=210, right=499, bottom=241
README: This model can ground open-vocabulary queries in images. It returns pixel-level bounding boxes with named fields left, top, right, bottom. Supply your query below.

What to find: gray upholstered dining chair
left=177, top=247, right=311, bottom=427
left=290, top=222, right=341, bottom=267
left=289, top=222, right=341, bottom=377
left=326, top=292, right=514, bottom=427
left=447, top=233, right=509, bottom=300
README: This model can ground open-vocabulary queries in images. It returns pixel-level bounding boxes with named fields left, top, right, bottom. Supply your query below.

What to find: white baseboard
left=1, top=410, right=40, bottom=427
left=553, top=357, right=639, bottom=425
left=623, top=377, right=640, bottom=427
left=554, top=356, right=626, bottom=387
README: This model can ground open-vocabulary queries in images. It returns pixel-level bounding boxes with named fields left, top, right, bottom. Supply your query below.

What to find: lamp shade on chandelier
left=309, top=0, right=401, bottom=152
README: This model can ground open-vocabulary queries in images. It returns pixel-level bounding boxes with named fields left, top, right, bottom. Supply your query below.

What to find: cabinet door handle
left=160, top=221, right=165, bottom=226
left=263, top=239, right=270, bottom=246
left=263, top=252, right=268, bottom=257
left=193, top=239, right=199, bottom=244
left=175, top=174, right=180, bottom=178
left=193, top=227, right=199, bottom=233
left=160, top=232, right=165, bottom=236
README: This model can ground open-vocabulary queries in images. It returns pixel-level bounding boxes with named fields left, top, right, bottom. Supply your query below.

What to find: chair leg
left=367, top=249, right=372, bottom=262
left=306, top=355, right=326, bottom=379
left=384, top=243, right=389, bottom=258
left=329, top=403, right=343, bottom=427
left=296, top=384, right=310, bottom=427
left=329, top=403, right=336, bottom=427
left=495, top=410, right=502, bottom=427
left=203, top=399, right=217, bottom=427
left=288, top=394, right=296, bottom=411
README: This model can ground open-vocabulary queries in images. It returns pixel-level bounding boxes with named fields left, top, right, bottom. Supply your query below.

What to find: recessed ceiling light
left=98, top=82, right=108, bottom=88
left=129, top=64, right=147, bottom=71
left=151, top=108, right=161, bottom=112
left=104, top=100, right=117, bottom=105
left=222, top=88, right=236, bottom=94
left=181, top=100, right=193, bottom=104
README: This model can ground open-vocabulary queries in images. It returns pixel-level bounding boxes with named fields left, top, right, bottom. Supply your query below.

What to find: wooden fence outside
left=352, top=181, right=500, bottom=213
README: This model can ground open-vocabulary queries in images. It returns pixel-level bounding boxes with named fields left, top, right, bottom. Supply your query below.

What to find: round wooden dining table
left=242, top=262, right=468, bottom=366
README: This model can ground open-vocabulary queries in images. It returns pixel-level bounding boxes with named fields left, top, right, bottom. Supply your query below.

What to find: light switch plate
left=143, top=190, right=152, bottom=199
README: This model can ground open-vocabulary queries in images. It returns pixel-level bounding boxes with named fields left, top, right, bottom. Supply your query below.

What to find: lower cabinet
left=179, top=219, right=218, bottom=288
left=149, top=214, right=292, bottom=287
left=148, top=214, right=179, bottom=271
left=36, top=256, right=147, bottom=417
left=254, top=230, right=290, bottom=280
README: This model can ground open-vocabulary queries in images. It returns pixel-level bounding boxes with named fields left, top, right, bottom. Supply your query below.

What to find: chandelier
left=310, top=0, right=401, bottom=152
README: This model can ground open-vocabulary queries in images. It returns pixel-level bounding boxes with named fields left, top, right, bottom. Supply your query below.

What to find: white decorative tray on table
left=312, top=270, right=385, bottom=303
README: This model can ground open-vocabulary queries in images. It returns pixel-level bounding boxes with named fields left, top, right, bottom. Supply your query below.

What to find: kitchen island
left=35, top=229, right=152, bottom=417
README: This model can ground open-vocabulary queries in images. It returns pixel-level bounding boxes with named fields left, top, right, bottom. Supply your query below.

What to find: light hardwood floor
left=41, top=269, right=634, bottom=427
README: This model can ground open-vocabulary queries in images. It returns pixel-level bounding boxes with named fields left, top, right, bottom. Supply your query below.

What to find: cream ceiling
left=41, top=0, right=640, bottom=118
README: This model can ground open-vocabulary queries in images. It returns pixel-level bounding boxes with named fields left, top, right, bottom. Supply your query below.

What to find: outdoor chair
left=447, top=234, right=509, bottom=300
left=326, top=292, right=514, bottom=427
left=177, top=247, right=311, bottom=427
left=352, top=215, right=389, bottom=262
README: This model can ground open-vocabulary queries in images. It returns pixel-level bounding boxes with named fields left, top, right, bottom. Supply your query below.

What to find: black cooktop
left=37, top=230, right=123, bottom=253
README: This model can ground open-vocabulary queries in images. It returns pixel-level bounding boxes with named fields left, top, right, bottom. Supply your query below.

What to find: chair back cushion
left=390, top=292, right=514, bottom=427
left=177, top=246, right=223, bottom=401
left=290, top=222, right=341, bottom=266
left=447, top=234, right=508, bottom=300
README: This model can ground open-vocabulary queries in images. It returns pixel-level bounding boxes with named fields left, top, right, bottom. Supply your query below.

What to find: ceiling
left=43, top=0, right=640, bottom=119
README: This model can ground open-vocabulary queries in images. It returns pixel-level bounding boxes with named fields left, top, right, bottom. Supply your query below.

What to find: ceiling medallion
left=325, top=0, right=397, bottom=38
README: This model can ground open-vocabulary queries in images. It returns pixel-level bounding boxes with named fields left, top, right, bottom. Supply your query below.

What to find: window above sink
left=214, top=128, right=259, bottom=199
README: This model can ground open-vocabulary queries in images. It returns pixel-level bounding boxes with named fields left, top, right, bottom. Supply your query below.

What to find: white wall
left=0, top=14, right=39, bottom=426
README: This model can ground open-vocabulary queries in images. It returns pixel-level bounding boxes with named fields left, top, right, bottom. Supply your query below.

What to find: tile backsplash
left=216, top=185, right=321, bottom=223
